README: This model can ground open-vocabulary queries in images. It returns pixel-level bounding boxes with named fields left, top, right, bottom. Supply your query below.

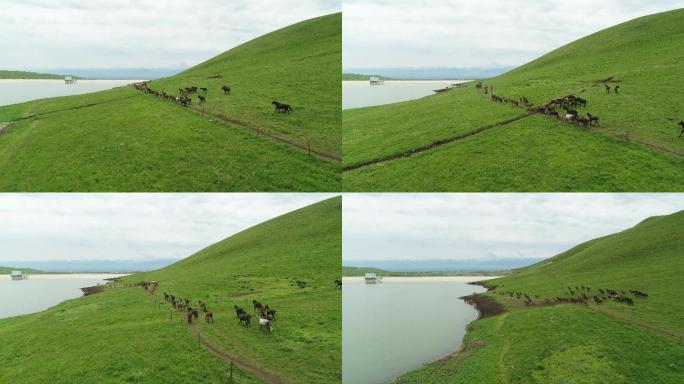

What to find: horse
left=272, top=100, right=293, bottom=113
left=198, top=95, right=206, bottom=104
left=221, top=85, right=231, bottom=95
left=258, top=316, right=273, bottom=332
left=335, top=279, right=342, bottom=289
left=205, top=311, right=213, bottom=323
left=200, top=87, right=208, bottom=94
left=234, top=305, right=246, bottom=319
left=239, top=313, right=251, bottom=327
left=605, top=84, right=611, bottom=94
left=565, top=113, right=577, bottom=123
left=264, top=305, right=277, bottom=321
left=588, top=113, right=600, bottom=126
left=548, top=110, right=560, bottom=120
left=253, top=299, right=264, bottom=312
left=577, top=116, right=590, bottom=128
left=614, top=85, right=620, bottom=94
left=678, top=121, right=684, bottom=138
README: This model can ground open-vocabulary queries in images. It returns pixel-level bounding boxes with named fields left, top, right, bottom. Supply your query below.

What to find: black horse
left=253, top=299, right=264, bottom=312
left=335, top=279, right=342, bottom=288
left=198, top=95, right=206, bottom=103
left=679, top=121, right=684, bottom=138
left=221, top=85, right=231, bottom=95
left=614, top=85, right=620, bottom=94
left=588, top=113, right=600, bottom=126
left=200, top=87, right=208, bottom=94
left=234, top=305, right=246, bottom=318
left=272, top=100, right=293, bottom=113
left=264, top=305, right=277, bottom=321
left=238, top=313, right=251, bottom=327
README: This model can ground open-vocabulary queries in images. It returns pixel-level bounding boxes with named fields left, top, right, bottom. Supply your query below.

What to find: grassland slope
left=149, top=13, right=341, bottom=156
left=396, top=210, right=684, bottom=383
left=0, top=197, right=341, bottom=383
left=0, top=14, right=340, bottom=192
left=342, top=9, right=684, bottom=191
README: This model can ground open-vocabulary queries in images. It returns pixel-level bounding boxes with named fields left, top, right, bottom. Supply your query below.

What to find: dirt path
left=188, top=324, right=285, bottom=384
left=140, top=288, right=285, bottom=384
left=343, top=113, right=532, bottom=172
left=136, top=87, right=340, bottom=163
left=588, top=306, right=684, bottom=343
left=7, top=95, right=137, bottom=122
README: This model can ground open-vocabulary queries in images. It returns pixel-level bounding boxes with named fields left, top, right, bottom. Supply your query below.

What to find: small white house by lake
left=364, top=272, right=380, bottom=284
left=11, top=270, right=27, bottom=280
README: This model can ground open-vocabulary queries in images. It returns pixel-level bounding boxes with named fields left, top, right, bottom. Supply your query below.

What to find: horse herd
left=477, top=82, right=684, bottom=137
left=494, top=284, right=648, bottom=308
left=132, top=81, right=294, bottom=113
left=233, top=300, right=277, bottom=333
left=138, top=278, right=342, bottom=334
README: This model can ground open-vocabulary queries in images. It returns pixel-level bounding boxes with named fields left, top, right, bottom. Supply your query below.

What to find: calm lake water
left=342, top=80, right=467, bottom=110
left=0, top=275, right=115, bottom=319
left=0, top=79, right=143, bottom=107
left=343, top=279, right=486, bottom=384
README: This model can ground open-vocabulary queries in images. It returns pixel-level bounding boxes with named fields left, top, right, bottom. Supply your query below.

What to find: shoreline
left=343, top=79, right=470, bottom=84
left=342, top=275, right=499, bottom=283
left=0, top=273, right=129, bottom=281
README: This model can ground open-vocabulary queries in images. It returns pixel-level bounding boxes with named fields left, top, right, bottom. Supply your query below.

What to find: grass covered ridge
left=0, top=14, right=341, bottom=192
left=0, top=70, right=75, bottom=80
left=342, top=8, right=684, bottom=191
left=396, top=210, right=684, bottom=383
left=0, top=197, right=342, bottom=383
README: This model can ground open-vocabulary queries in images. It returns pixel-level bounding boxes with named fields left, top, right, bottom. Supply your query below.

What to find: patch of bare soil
left=461, top=294, right=506, bottom=319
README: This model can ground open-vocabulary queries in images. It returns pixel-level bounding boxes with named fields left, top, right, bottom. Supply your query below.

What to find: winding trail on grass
left=5, top=95, right=138, bottom=122
left=342, top=113, right=532, bottom=172
left=139, top=287, right=285, bottom=384
left=188, top=323, right=285, bottom=384
left=134, top=86, right=341, bottom=163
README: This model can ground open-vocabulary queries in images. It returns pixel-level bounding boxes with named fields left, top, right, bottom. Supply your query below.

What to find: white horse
left=258, top=316, right=273, bottom=332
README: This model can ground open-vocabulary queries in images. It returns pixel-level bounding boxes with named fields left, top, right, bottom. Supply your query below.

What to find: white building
left=369, top=76, right=384, bottom=85
left=364, top=272, right=380, bottom=284
left=64, top=76, right=76, bottom=84
left=11, top=270, right=27, bottom=280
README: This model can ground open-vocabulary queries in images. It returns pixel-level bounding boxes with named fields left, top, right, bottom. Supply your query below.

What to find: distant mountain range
left=34, top=67, right=187, bottom=80
left=344, top=258, right=545, bottom=272
left=342, top=67, right=514, bottom=80
left=0, top=259, right=181, bottom=273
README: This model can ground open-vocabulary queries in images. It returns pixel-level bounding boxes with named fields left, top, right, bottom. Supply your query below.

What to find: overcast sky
left=0, top=194, right=334, bottom=262
left=343, top=0, right=684, bottom=69
left=343, top=194, right=684, bottom=262
left=0, top=0, right=340, bottom=70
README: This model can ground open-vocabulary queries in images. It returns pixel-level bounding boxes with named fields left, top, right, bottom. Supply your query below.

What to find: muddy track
left=188, top=324, right=285, bottom=384
left=137, top=87, right=340, bottom=163
left=6, top=95, right=138, bottom=122
left=461, top=294, right=506, bottom=319
left=140, top=288, right=285, bottom=384
left=589, top=306, right=684, bottom=343
left=343, top=113, right=532, bottom=172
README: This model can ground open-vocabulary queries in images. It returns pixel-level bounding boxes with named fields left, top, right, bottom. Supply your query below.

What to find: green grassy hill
left=0, top=13, right=340, bottom=192
left=0, top=197, right=341, bottom=383
left=343, top=9, right=684, bottom=191
left=0, top=70, right=72, bottom=79
left=0, top=266, right=44, bottom=274
left=396, top=210, right=684, bottom=383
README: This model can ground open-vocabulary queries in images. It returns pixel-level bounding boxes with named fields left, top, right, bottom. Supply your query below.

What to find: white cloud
left=343, top=0, right=684, bottom=69
left=0, top=193, right=335, bottom=261
left=342, top=193, right=684, bottom=262
left=0, top=0, right=340, bottom=69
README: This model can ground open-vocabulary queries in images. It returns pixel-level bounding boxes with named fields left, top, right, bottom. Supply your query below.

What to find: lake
left=0, top=274, right=124, bottom=319
left=0, top=79, right=143, bottom=107
left=342, top=277, right=489, bottom=384
left=342, top=80, right=468, bottom=110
